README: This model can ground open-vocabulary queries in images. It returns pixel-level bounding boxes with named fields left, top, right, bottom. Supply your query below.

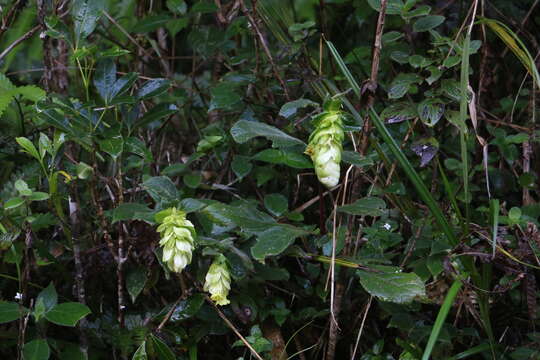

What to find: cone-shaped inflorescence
left=305, top=98, right=345, bottom=188
left=156, top=208, right=196, bottom=273
left=204, top=254, right=231, bottom=306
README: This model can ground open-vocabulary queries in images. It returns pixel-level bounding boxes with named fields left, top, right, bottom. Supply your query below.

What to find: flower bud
left=204, top=255, right=231, bottom=306
left=306, top=99, right=345, bottom=188
left=156, top=208, right=196, bottom=273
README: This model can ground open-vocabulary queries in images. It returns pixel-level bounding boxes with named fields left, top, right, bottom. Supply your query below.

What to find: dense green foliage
left=0, top=0, right=539, bottom=359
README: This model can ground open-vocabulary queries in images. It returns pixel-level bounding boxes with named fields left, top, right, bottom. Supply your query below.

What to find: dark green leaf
left=209, top=83, right=241, bottom=111
left=183, top=173, right=202, bottom=188
left=36, top=283, right=58, bottom=312
left=149, top=334, right=175, bottom=360
left=418, top=99, right=445, bottom=127
left=44, top=302, right=91, bottom=326
left=231, top=120, right=305, bottom=148
left=338, top=197, right=386, bottom=216
left=142, top=176, right=178, bottom=204
left=169, top=294, right=204, bottom=321
left=132, top=15, right=171, bottom=33
left=94, top=58, right=116, bottom=103
left=358, top=269, right=425, bottom=303
left=4, top=197, right=25, bottom=210
left=99, top=136, right=124, bottom=160
left=231, top=156, right=252, bottom=179
left=127, top=267, right=148, bottom=303
left=110, top=72, right=138, bottom=101
left=0, top=302, right=27, bottom=324
left=264, top=194, right=288, bottom=217
left=279, top=99, right=318, bottom=119
left=137, top=79, right=171, bottom=99
left=72, top=0, right=104, bottom=43
left=413, top=15, right=445, bottom=32
left=132, top=342, right=148, bottom=360
left=111, top=203, right=154, bottom=223
left=342, top=151, right=375, bottom=168
left=22, top=339, right=50, bottom=360
left=134, top=103, right=178, bottom=130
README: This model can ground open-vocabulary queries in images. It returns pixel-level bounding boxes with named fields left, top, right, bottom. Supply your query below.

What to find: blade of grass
left=369, top=108, right=458, bottom=246
left=325, top=40, right=361, bottom=97
left=422, top=279, right=463, bottom=360
left=438, top=160, right=465, bottom=229
left=459, top=31, right=471, bottom=236
left=447, top=343, right=493, bottom=360
left=489, top=199, right=499, bottom=258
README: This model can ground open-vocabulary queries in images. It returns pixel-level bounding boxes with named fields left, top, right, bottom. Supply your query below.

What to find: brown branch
left=0, top=25, right=40, bottom=62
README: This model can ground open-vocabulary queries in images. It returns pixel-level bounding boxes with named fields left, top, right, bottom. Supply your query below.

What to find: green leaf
left=209, top=82, right=241, bottom=111
left=149, top=334, right=175, bottom=360
left=132, top=15, right=171, bottom=33
left=134, top=103, right=178, bottom=130
left=94, top=58, right=117, bottom=103
left=72, top=0, right=104, bottom=44
left=231, top=155, right=252, bottom=179
left=388, top=73, right=421, bottom=99
left=342, top=151, right=375, bottom=168
left=36, top=283, right=58, bottom=312
left=358, top=269, right=425, bottom=303
left=110, top=72, right=138, bottom=101
left=413, top=15, right=445, bottom=32
left=44, top=302, right=91, bottom=326
left=166, top=0, right=187, bottom=14
left=367, top=0, right=404, bottom=14
left=338, top=197, right=387, bottom=216
left=16, top=137, right=41, bottom=161
left=0, top=91, right=14, bottom=117
left=264, top=194, right=288, bottom=217
left=231, top=120, right=305, bottom=148
left=17, top=86, right=46, bottom=102
left=252, top=149, right=313, bottom=169
left=168, top=293, right=204, bottom=321
left=127, top=267, right=148, bottom=303
left=142, top=176, right=178, bottom=205
left=279, top=99, right=318, bottom=119
left=418, top=99, right=445, bottom=127
left=132, top=342, right=148, bottom=360
left=191, top=2, right=218, bottom=13
left=183, top=173, right=202, bottom=189
left=28, top=192, right=50, bottom=201
left=4, top=197, right=25, bottom=210
left=137, top=79, right=171, bottom=99
left=23, top=339, right=50, bottom=360
left=0, top=302, right=27, bottom=324
left=111, top=203, right=154, bottom=223
left=251, top=225, right=309, bottom=261
left=99, top=136, right=124, bottom=160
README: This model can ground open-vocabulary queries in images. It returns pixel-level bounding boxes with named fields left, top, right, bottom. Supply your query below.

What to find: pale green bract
left=204, top=255, right=231, bottom=306
left=305, top=99, right=345, bottom=188
left=156, top=208, right=196, bottom=273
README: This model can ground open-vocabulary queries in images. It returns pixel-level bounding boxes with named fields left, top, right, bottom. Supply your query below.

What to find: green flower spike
left=204, top=254, right=231, bottom=306
left=305, top=98, right=345, bottom=188
left=156, top=208, right=196, bottom=273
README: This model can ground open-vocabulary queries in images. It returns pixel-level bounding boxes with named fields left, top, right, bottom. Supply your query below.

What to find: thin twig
left=0, top=25, right=40, bottom=62
left=208, top=297, right=265, bottom=360
left=351, top=296, right=372, bottom=360
left=240, top=0, right=290, bottom=100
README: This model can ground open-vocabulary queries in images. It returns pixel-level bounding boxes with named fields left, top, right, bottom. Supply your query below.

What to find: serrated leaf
left=137, top=79, right=170, bottom=99
left=231, top=120, right=305, bottom=148
left=72, top=0, right=104, bottom=44
left=94, top=58, right=117, bottom=103
left=0, top=91, right=14, bottom=117
left=44, top=302, right=91, bottom=327
left=358, top=269, right=425, bottom=303
left=209, top=82, right=242, bottom=111
left=22, top=339, right=50, bottom=360
left=17, top=85, right=46, bottom=102
left=338, top=197, right=386, bottom=216
left=142, top=176, right=178, bottom=205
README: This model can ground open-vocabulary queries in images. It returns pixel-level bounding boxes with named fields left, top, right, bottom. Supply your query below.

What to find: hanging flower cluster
left=156, top=208, right=196, bottom=273
left=203, top=254, right=231, bottom=306
left=305, top=98, right=345, bottom=188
